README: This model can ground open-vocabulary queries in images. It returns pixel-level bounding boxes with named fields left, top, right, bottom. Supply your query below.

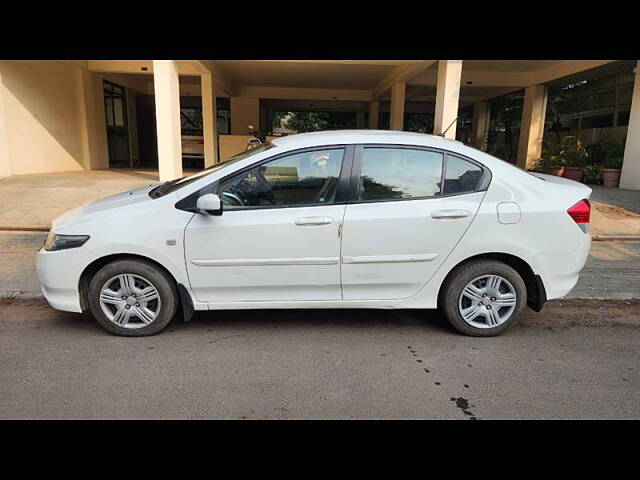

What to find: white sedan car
left=37, top=130, right=592, bottom=337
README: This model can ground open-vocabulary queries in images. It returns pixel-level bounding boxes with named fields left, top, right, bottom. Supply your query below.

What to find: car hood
left=52, top=184, right=159, bottom=230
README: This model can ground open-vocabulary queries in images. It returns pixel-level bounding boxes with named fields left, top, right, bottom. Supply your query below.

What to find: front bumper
left=36, top=247, right=85, bottom=313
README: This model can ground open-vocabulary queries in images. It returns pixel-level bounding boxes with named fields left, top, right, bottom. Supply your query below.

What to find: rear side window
left=358, top=148, right=444, bottom=201
left=442, top=155, right=484, bottom=195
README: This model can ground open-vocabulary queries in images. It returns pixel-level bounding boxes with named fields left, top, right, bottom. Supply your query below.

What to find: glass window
left=358, top=148, right=443, bottom=201
left=180, top=107, right=203, bottom=134
left=443, top=155, right=483, bottom=195
left=113, top=98, right=124, bottom=126
left=218, top=148, right=344, bottom=209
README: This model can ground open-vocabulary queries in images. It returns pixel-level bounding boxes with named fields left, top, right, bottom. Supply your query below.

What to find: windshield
left=149, top=142, right=274, bottom=198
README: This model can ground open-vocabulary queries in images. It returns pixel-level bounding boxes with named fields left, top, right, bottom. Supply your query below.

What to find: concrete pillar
left=153, top=60, right=183, bottom=181
left=620, top=61, right=640, bottom=190
left=471, top=101, right=490, bottom=150
left=356, top=111, right=365, bottom=129
left=368, top=100, right=379, bottom=129
left=230, top=97, right=260, bottom=135
left=201, top=72, right=218, bottom=167
left=77, top=69, right=109, bottom=171
left=0, top=71, right=12, bottom=178
left=389, top=83, right=405, bottom=131
left=434, top=60, right=463, bottom=139
left=517, top=84, right=548, bottom=170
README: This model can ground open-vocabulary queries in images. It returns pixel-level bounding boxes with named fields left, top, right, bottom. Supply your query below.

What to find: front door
left=104, top=80, right=130, bottom=167
left=185, top=146, right=350, bottom=303
left=340, top=146, right=487, bottom=300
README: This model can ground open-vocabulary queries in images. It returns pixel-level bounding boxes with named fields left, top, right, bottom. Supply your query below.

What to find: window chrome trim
left=347, top=143, right=492, bottom=205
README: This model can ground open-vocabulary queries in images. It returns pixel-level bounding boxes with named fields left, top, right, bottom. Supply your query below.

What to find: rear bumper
left=539, top=232, right=591, bottom=300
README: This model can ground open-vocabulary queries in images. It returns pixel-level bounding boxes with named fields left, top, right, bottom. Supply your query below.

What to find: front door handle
left=430, top=209, right=471, bottom=220
left=294, top=216, right=334, bottom=226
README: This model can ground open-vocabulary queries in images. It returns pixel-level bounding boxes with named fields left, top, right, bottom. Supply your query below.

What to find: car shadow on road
left=173, top=308, right=455, bottom=335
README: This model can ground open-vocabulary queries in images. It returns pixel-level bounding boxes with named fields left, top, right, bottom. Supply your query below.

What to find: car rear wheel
left=440, top=259, right=527, bottom=337
left=88, top=259, right=178, bottom=337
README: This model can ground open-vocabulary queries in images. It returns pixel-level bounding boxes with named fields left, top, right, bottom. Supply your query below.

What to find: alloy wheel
left=458, top=274, right=517, bottom=329
left=99, top=274, right=162, bottom=329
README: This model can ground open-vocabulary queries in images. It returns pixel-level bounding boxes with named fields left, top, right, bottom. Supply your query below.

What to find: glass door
left=104, top=80, right=131, bottom=167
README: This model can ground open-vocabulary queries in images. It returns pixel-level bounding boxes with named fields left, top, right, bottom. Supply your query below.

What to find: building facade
left=1, top=59, right=639, bottom=189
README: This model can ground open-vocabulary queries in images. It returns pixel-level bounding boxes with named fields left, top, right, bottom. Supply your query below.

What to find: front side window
left=357, top=148, right=444, bottom=201
left=218, top=148, right=344, bottom=209
left=442, top=155, right=484, bottom=195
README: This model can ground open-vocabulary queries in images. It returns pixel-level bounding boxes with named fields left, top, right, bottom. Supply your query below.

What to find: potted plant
left=602, top=157, right=623, bottom=187
left=530, top=157, right=563, bottom=176
left=562, top=136, right=588, bottom=182
left=583, top=163, right=602, bottom=185
left=540, top=135, right=573, bottom=176
left=587, top=136, right=626, bottom=188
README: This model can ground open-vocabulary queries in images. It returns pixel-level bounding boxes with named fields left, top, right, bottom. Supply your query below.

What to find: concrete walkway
left=0, top=170, right=161, bottom=230
left=590, top=185, right=640, bottom=239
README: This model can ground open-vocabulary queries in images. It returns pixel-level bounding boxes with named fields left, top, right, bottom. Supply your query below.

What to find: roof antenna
left=438, top=117, right=458, bottom=138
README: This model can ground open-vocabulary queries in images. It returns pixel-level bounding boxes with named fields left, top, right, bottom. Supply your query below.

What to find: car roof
left=270, top=129, right=463, bottom=150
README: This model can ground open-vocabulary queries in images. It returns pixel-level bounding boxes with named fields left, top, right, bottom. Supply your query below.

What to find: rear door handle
left=294, top=216, right=334, bottom=226
left=430, top=209, right=471, bottom=220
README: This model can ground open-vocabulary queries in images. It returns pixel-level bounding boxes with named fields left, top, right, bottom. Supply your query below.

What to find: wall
left=219, top=135, right=277, bottom=161
left=230, top=97, right=259, bottom=134
left=0, top=70, right=11, bottom=177
left=0, top=61, right=90, bottom=175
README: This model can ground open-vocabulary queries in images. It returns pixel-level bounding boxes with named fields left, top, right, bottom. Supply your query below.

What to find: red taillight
left=567, top=199, right=591, bottom=224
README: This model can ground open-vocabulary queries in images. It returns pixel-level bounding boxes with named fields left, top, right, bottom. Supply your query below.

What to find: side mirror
left=196, top=193, right=223, bottom=216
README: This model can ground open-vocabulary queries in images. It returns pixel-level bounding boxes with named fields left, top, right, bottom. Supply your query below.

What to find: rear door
left=340, top=145, right=488, bottom=300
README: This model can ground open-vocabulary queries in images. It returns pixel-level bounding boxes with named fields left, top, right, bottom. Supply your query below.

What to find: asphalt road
left=1, top=298, right=639, bottom=419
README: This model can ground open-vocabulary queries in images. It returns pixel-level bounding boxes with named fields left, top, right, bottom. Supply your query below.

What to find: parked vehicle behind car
left=37, top=130, right=592, bottom=337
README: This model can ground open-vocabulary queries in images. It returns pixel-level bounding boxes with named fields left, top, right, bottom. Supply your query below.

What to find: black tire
left=439, top=259, right=527, bottom=337
left=88, top=259, right=178, bottom=337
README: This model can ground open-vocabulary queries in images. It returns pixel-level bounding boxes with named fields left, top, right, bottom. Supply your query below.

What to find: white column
left=201, top=72, right=218, bottom=168
left=389, top=83, right=405, bottom=131
left=0, top=71, right=12, bottom=178
left=434, top=60, right=463, bottom=139
left=471, top=101, right=490, bottom=150
left=368, top=100, right=379, bottom=129
left=620, top=61, right=640, bottom=190
left=153, top=60, right=183, bottom=181
left=517, top=84, right=548, bottom=170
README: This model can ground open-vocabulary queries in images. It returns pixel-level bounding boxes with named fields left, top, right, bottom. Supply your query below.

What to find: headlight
left=44, top=232, right=90, bottom=251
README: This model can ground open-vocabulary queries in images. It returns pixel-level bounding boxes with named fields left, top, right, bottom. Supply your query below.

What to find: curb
left=592, top=235, right=640, bottom=242
left=0, top=291, right=44, bottom=300
left=0, top=227, right=49, bottom=232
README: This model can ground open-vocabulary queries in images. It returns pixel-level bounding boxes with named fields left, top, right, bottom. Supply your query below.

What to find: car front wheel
left=440, top=259, right=527, bottom=337
left=88, top=259, right=178, bottom=337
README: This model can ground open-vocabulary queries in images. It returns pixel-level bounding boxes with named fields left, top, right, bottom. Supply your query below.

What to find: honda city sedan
left=37, top=130, right=592, bottom=337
